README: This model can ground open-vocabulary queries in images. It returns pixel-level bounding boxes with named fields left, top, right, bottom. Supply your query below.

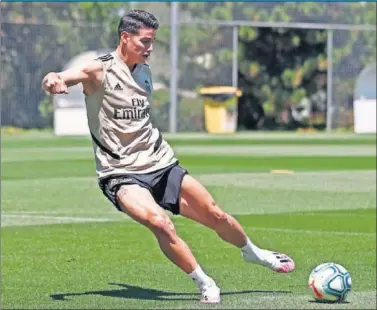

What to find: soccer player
left=42, top=10, right=295, bottom=304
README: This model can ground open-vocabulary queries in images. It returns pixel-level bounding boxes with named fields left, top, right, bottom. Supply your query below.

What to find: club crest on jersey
left=144, top=80, right=152, bottom=93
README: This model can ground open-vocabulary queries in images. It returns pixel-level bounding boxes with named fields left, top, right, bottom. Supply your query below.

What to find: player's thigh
left=116, top=184, right=171, bottom=229
left=179, top=174, right=225, bottom=227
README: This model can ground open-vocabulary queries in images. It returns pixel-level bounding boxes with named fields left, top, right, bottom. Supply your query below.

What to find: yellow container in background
left=199, top=86, right=242, bottom=134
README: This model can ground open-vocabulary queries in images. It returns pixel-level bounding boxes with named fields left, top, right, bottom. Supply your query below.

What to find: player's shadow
left=50, top=282, right=292, bottom=302
left=308, top=300, right=350, bottom=304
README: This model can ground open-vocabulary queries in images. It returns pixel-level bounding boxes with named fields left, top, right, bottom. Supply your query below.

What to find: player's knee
left=206, top=200, right=228, bottom=228
left=148, top=214, right=177, bottom=239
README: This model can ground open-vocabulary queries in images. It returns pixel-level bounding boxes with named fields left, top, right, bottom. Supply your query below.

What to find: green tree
left=1, top=2, right=374, bottom=130
left=179, top=2, right=376, bottom=129
left=0, top=2, right=127, bottom=128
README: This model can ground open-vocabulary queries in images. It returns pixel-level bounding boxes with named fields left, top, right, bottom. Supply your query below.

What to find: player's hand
left=42, top=72, right=69, bottom=94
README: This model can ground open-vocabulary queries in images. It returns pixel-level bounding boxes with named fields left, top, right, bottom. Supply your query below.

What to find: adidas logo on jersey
left=114, top=83, right=123, bottom=91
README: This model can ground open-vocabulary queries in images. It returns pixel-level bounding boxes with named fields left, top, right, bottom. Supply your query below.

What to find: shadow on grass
left=308, top=300, right=350, bottom=304
left=51, top=282, right=292, bottom=302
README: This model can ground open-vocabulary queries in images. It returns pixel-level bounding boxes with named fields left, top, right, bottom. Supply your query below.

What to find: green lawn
left=1, top=132, right=376, bottom=309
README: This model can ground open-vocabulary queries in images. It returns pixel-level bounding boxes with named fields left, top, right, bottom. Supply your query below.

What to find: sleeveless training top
left=85, top=51, right=177, bottom=179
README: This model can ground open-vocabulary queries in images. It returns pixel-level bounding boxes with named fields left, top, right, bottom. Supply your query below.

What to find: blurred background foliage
left=1, top=2, right=375, bottom=131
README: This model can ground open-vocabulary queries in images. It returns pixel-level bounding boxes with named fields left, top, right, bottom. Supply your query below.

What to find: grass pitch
left=1, top=132, right=376, bottom=309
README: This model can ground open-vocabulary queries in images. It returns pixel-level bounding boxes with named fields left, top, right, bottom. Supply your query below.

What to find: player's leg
left=115, top=184, right=220, bottom=303
left=179, top=174, right=247, bottom=246
left=115, top=184, right=196, bottom=272
left=179, top=174, right=295, bottom=273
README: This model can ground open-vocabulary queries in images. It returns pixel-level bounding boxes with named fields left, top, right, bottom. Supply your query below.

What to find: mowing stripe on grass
left=162, top=132, right=376, bottom=140
left=1, top=147, right=93, bottom=162
left=2, top=170, right=375, bottom=193
left=3, top=156, right=375, bottom=181
left=1, top=214, right=117, bottom=227
left=164, top=291, right=377, bottom=309
left=2, top=146, right=375, bottom=163
left=3, top=131, right=375, bottom=141
left=247, top=227, right=376, bottom=237
left=196, top=170, right=377, bottom=193
left=2, top=171, right=375, bottom=217
left=172, top=145, right=376, bottom=156
left=213, top=290, right=377, bottom=310
left=4, top=290, right=376, bottom=310
left=2, top=213, right=376, bottom=238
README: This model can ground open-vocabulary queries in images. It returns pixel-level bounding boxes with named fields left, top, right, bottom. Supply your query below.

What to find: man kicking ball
left=42, top=9, right=295, bottom=304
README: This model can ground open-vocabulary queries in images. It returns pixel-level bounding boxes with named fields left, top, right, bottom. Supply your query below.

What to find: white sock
left=241, top=237, right=263, bottom=262
left=188, top=265, right=213, bottom=288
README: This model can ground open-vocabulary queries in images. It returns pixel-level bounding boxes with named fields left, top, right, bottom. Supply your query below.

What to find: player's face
left=122, top=28, right=156, bottom=64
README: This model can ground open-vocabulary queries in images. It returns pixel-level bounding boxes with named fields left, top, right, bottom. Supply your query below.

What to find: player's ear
left=120, top=31, right=130, bottom=43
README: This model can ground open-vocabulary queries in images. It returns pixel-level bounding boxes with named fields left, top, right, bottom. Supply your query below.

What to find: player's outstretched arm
left=41, top=60, right=103, bottom=95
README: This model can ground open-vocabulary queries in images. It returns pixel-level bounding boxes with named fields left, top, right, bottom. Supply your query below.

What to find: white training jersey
left=85, top=51, right=177, bottom=179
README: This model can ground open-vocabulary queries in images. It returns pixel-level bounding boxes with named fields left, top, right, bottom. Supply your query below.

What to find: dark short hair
left=118, top=10, right=159, bottom=38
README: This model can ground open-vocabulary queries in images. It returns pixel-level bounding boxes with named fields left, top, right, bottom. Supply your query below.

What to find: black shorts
left=98, top=162, right=188, bottom=215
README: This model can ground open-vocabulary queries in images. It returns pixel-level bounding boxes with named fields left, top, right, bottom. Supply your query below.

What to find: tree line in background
left=1, top=2, right=376, bottom=130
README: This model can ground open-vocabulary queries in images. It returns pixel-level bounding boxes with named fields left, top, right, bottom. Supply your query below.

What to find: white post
left=232, top=26, right=239, bottom=88
left=169, top=2, right=179, bottom=133
left=326, top=30, right=334, bottom=133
